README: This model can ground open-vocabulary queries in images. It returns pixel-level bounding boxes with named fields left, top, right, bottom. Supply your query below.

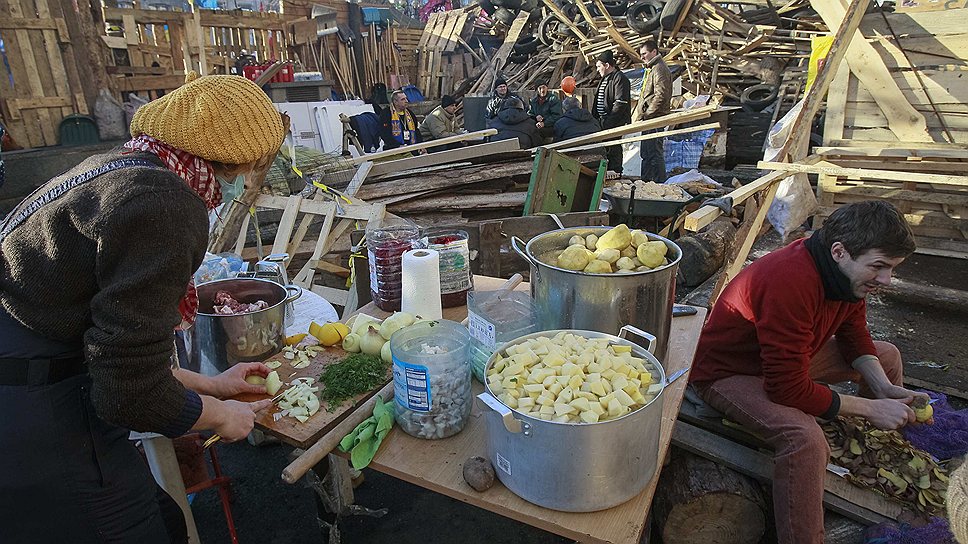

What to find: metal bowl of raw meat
left=188, top=278, right=302, bottom=374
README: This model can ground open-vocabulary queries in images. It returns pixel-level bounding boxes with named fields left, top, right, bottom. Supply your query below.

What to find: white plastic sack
left=664, top=169, right=722, bottom=187
left=762, top=99, right=818, bottom=241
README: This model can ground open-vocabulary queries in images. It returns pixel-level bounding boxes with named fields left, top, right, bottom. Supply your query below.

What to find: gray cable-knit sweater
left=1, top=150, right=208, bottom=436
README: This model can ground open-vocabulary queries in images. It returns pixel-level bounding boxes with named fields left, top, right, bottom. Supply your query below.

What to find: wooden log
left=653, top=449, right=767, bottom=544
left=676, top=217, right=736, bottom=288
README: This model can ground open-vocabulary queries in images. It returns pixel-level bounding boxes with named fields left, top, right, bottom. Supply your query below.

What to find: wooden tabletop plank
left=349, top=281, right=706, bottom=544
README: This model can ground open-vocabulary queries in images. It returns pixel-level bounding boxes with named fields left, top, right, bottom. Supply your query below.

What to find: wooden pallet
left=0, top=0, right=89, bottom=148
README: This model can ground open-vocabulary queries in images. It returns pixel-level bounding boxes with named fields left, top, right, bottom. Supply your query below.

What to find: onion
left=381, top=340, right=392, bottom=364
left=342, top=333, right=361, bottom=353
left=360, top=325, right=386, bottom=357
left=379, top=311, right=415, bottom=340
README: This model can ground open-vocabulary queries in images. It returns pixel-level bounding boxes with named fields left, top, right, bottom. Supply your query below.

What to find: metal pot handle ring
left=284, top=285, right=304, bottom=304
left=619, top=325, right=657, bottom=354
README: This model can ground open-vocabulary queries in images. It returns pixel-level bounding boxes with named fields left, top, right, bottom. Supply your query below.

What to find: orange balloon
left=561, top=76, right=577, bottom=94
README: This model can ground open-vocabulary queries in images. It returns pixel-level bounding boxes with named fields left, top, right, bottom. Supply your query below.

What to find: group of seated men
left=376, top=80, right=601, bottom=154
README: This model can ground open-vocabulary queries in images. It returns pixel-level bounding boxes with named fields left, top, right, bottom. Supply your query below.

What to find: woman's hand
left=210, top=362, right=270, bottom=399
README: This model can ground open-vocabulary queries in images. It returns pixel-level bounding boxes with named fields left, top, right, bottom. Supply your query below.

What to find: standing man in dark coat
left=593, top=51, right=631, bottom=178
left=638, top=39, right=673, bottom=182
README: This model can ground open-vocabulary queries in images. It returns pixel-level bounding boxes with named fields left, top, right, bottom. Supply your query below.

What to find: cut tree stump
left=653, top=449, right=768, bottom=544
left=676, top=217, right=736, bottom=288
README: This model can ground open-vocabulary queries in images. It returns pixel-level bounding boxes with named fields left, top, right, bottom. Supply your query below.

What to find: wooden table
left=347, top=276, right=707, bottom=544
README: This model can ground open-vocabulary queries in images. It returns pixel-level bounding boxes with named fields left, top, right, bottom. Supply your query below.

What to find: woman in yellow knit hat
left=0, top=73, right=284, bottom=543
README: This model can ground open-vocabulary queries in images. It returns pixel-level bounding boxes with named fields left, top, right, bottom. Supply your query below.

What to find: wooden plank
left=34, top=0, right=73, bottom=120
left=560, top=122, right=722, bottom=153
left=270, top=196, right=304, bottom=256
left=819, top=184, right=968, bottom=207
left=547, top=106, right=718, bottom=151
left=671, top=421, right=899, bottom=524
left=0, top=16, right=68, bottom=40
left=345, top=298, right=707, bottom=544
left=711, top=180, right=779, bottom=304
left=8, top=0, right=56, bottom=146
left=348, top=129, right=498, bottom=165
left=369, top=140, right=521, bottom=177
left=816, top=146, right=968, bottom=159
left=758, top=159, right=968, bottom=187
left=114, top=75, right=187, bottom=92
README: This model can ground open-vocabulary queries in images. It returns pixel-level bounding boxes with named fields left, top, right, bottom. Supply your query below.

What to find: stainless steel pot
left=512, top=227, right=681, bottom=362
left=478, top=326, right=676, bottom=512
left=189, top=277, right=302, bottom=374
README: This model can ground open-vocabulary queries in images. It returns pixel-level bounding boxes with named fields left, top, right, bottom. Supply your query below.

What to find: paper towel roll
left=401, top=248, right=443, bottom=320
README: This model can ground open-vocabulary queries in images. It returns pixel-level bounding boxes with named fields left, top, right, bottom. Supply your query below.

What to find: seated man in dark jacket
left=528, top=83, right=562, bottom=141
left=488, top=98, right=542, bottom=149
left=554, top=97, right=601, bottom=142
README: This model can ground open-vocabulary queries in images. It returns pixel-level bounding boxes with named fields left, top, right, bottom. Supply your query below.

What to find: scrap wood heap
left=412, top=0, right=826, bottom=117
left=824, top=416, right=949, bottom=516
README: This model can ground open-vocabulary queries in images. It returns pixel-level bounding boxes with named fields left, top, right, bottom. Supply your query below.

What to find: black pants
left=0, top=374, right=186, bottom=543
left=600, top=115, right=630, bottom=173
left=640, top=129, right=666, bottom=183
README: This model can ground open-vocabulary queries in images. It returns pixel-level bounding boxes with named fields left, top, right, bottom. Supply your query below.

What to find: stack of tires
left=624, top=0, right=690, bottom=35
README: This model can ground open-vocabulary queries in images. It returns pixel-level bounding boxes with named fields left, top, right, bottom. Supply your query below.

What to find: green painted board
left=523, top=147, right=606, bottom=216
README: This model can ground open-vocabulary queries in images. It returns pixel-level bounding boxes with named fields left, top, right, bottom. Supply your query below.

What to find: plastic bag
left=762, top=99, right=818, bottom=241
left=193, top=252, right=244, bottom=285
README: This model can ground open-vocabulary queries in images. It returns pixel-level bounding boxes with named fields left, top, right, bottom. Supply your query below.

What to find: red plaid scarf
left=123, top=135, right=221, bottom=330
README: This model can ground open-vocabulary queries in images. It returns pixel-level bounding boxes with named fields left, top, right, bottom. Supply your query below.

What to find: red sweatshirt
left=690, top=239, right=877, bottom=417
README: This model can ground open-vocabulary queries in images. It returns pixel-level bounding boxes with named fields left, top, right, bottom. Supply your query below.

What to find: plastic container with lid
left=421, top=229, right=473, bottom=309
left=390, top=320, right=472, bottom=439
left=367, top=225, right=420, bottom=312
left=467, top=290, right=537, bottom=382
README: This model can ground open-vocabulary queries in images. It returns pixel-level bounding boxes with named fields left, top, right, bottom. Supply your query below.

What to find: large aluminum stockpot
left=477, top=327, right=668, bottom=512
left=190, top=277, right=302, bottom=374
left=512, top=227, right=681, bottom=362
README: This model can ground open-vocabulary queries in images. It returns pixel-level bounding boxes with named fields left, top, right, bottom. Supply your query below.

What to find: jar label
left=467, top=309, right=496, bottom=348
left=392, top=358, right=432, bottom=412
left=431, top=237, right=472, bottom=295
left=367, top=248, right=378, bottom=292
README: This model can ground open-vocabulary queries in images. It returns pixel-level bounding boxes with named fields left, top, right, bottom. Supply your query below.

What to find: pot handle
left=510, top=236, right=541, bottom=284
left=477, top=392, right=529, bottom=435
left=619, top=325, right=657, bottom=354
left=284, top=285, right=304, bottom=304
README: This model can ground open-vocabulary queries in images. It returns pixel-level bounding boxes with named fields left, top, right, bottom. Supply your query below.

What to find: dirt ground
left=190, top=249, right=968, bottom=544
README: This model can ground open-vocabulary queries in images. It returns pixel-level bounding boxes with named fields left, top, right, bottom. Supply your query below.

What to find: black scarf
left=804, top=235, right=861, bottom=303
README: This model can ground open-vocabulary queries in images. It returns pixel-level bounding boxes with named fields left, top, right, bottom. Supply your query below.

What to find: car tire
left=513, top=35, right=540, bottom=55
left=659, top=0, right=690, bottom=30
left=740, top=84, right=779, bottom=112
left=627, top=0, right=664, bottom=35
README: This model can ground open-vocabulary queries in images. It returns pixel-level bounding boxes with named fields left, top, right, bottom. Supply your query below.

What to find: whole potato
left=594, top=247, right=621, bottom=264
left=463, top=456, right=496, bottom=492
left=559, top=244, right=590, bottom=271
left=585, top=234, right=599, bottom=250
left=583, top=259, right=613, bottom=274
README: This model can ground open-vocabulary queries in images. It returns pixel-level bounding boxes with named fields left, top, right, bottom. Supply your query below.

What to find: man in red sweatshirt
left=690, top=200, right=927, bottom=544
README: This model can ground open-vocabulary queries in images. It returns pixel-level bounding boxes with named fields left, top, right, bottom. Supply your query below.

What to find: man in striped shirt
left=593, top=50, right=631, bottom=178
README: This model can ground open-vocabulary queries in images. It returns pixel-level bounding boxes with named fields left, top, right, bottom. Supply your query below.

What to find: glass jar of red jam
left=422, top=229, right=473, bottom=309
left=368, top=225, right=420, bottom=312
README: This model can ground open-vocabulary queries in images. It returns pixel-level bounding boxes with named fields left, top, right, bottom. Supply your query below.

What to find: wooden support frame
left=348, top=129, right=498, bottom=165
left=368, top=139, right=521, bottom=177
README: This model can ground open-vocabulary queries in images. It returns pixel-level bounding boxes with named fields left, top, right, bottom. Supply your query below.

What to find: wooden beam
left=369, top=139, right=521, bottom=177
left=0, top=16, right=69, bottom=42
left=114, top=75, right=187, bottom=92
left=757, top=159, right=968, bottom=188
left=348, top=129, right=497, bottom=165
left=546, top=106, right=717, bottom=151
left=711, top=182, right=778, bottom=305
left=561, top=122, right=721, bottom=153
left=815, top=146, right=968, bottom=159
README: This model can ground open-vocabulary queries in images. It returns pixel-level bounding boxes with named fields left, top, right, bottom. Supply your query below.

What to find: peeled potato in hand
left=596, top=224, right=631, bottom=250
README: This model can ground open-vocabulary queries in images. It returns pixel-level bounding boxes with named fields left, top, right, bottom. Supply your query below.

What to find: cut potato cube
left=555, top=375, right=570, bottom=386
left=640, top=372, right=653, bottom=385
left=579, top=410, right=600, bottom=424
left=542, top=374, right=557, bottom=387
left=601, top=379, right=613, bottom=394
left=504, top=363, right=525, bottom=377
left=631, top=390, right=648, bottom=405
left=506, top=396, right=518, bottom=408
left=589, top=402, right=606, bottom=416
left=508, top=388, right=522, bottom=399
left=611, top=344, right=632, bottom=354
left=568, top=374, right=584, bottom=390
left=553, top=415, right=572, bottom=424
left=627, top=357, right=647, bottom=371
left=548, top=383, right=564, bottom=396
left=490, top=383, right=504, bottom=395
left=607, top=398, right=623, bottom=417
left=502, top=376, right=520, bottom=389
left=586, top=362, right=602, bottom=373
left=543, top=353, right=566, bottom=367
left=623, top=384, right=640, bottom=397
left=554, top=403, right=577, bottom=416
left=537, top=394, right=555, bottom=407
left=586, top=372, right=602, bottom=383
left=576, top=391, right=598, bottom=401
left=589, top=381, right=607, bottom=397
left=557, top=387, right=574, bottom=404
left=524, top=383, right=545, bottom=394
left=517, top=397, right=534, bottom=410
left=611, top=374, right=629, bottom=391
left=647, top=384, right=663, bottom=396
left=533, top=344, right=549, bottom=356
left=539, top=404, right=555, bottom=415
left=561, top=362, right=581, bottom=376
left=615, top=389, right=635, bottom=407
left=570, top=397, right=591, bottom=412
left=536, top=413, right=552, bottom=421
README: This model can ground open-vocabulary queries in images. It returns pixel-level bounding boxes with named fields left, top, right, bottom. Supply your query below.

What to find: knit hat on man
left=495, top=77, right=508, bottom=87
left=441, top=95, right=456, bottom=108
left=130, top=72, right=284, bottom=165
left=597, top=50, right=617, bottom=66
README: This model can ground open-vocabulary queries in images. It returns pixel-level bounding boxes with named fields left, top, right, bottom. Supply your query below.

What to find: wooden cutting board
left=234, top=342, right=391, bottom=450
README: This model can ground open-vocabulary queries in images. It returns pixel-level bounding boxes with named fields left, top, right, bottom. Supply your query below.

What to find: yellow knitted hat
left=130, top=72, right=284, bottom=165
